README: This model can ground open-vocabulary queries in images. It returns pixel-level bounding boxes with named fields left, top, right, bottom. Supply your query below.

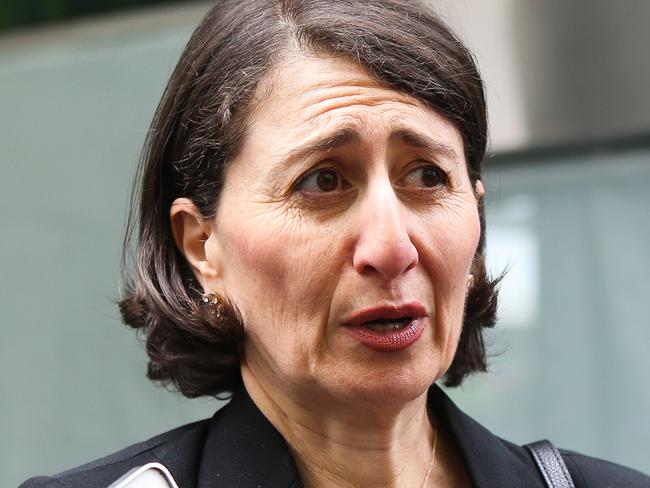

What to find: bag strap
left=524, top=440, right=576, bottom=488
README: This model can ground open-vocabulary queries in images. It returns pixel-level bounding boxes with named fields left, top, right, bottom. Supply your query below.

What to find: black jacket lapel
left=150, top=419, right=211, bottom=488
left=430, top=385, right=545, bottom=487
left=196, top=384, right=303, bottom=488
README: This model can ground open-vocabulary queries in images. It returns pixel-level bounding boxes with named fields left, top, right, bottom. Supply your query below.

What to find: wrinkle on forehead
left=254, top=52, right=422, bottom=120
left=300, top=91, right=422, bottom=124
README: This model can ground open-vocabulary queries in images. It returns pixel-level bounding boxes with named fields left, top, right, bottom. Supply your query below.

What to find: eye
left=295, top=168, right=343, bottom=193
left=400, top=165, right=447, bottom=188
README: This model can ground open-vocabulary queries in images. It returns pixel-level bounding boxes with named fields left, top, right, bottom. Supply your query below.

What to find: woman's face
left=209, top=54, right=482, bottom=407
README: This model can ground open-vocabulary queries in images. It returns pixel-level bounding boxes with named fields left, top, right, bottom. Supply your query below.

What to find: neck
left=241, top=364, right=437, bottom=488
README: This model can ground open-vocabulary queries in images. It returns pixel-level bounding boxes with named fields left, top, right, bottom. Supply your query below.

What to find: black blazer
left=20, top=384, right=649, bottom=487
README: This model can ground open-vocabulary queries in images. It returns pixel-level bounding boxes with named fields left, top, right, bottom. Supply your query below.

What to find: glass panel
left=0, top=16, right=219, bottom=488
left=445, top=150, right=650, bottom=474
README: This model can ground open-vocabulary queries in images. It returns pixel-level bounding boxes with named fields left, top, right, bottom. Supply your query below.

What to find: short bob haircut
left=120, top=0, right=501, bottom=399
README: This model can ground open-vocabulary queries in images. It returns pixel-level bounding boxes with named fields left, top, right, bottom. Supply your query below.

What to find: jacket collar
left=192, top=383, right=543, bottom=488
left=197, top=383, right=303, bottom=488
left=429, top=385, right=545, bottom=487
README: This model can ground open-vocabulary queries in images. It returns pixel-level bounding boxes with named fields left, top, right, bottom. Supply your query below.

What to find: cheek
left=420, top=202, right=481, bottom=365
left=422, top=202, right=481, bottom=285
left=218, top=211, right=348, bottom=384
left=218, top=212, right=338, bottom=331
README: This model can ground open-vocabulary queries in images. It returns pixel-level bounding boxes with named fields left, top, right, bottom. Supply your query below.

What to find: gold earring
left=202, top=291, right=224, bottom=319
left=467, top=274, right=475, bottom=289
left=202, top=292, right=220, bottom=305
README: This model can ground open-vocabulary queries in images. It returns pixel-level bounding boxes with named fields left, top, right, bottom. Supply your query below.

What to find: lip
left=342, top=302, right=428, bottom=352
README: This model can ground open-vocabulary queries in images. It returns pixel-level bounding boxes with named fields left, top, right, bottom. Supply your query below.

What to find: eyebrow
left=390, top=128, right=460, bottom=162
left=282, top=127, right=360, bottom=166
left=277, top=126, right=459, bottom=172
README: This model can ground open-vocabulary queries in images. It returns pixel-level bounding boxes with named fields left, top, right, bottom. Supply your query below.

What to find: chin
left=319, top=353, right=439, bottom=410
left=350, top=377, right=433, bottom=408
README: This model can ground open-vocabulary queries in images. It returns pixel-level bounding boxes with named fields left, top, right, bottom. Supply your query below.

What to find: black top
left=20, top=384, right=649, bottom=487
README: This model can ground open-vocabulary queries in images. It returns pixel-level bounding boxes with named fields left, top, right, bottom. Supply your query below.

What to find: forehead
left=243, top=53, right=465, bottom=161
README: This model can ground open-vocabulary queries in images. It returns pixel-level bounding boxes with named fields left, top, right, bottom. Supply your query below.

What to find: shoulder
left=560, top=449, right=650, bottom=488
left=19, top=417, right=214, bottom=488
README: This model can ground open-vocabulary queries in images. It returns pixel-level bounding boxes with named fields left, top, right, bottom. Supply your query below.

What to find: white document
left=107, top=462, right=179, bottom=488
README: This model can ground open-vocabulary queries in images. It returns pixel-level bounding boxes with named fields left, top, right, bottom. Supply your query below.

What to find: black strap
left=524, top=440, right=576, bottom=488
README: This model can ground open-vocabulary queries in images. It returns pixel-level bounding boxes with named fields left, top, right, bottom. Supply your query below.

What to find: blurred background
left=1, top=0, right=649, bottom=485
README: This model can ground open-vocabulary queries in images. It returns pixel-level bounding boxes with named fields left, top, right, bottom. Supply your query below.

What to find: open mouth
left=362, top=316, right=412, bottom=332
left=342, top=303, right=427, bottom=351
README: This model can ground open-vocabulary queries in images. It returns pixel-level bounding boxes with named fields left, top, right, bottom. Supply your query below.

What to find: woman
left=21, top=0, right=649, bottom=487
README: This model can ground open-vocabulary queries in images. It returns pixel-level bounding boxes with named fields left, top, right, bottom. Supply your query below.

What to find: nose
left=352, top=184, right=418, bottom=281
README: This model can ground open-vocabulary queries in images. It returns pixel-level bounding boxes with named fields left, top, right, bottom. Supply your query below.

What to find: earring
left=202, top=292, right=220, bottom=305
left=467, top=274, right=475, bottom=289
left=201, top=291, right=224, bottom=319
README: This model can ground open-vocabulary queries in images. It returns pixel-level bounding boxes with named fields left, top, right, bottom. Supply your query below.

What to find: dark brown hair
left=120, top=0, right=501, bottom=398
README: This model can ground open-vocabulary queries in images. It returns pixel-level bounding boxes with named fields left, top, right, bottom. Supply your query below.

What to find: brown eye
left=400, top=165, right=447, bottom=189
left=421, top=166, right=443, bottom=187
left=316, top=169, right=339, bottom=191
left=296, top=168, right=342, bottom=193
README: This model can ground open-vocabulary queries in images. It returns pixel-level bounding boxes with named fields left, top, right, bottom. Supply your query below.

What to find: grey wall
left=512, top=0, right=650, bottom=146
left=436, top=0, right=650, bottom=150
left=2, top=2, right=649, bottom=486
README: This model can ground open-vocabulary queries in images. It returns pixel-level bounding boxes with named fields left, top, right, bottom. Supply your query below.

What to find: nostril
left=352, top=234, right=418, bottom=280
left=404, top=259, right=417, bottom=273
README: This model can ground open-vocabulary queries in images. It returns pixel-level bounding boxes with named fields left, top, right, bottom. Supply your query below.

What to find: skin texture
left=171, top=53, right=482, bottom=487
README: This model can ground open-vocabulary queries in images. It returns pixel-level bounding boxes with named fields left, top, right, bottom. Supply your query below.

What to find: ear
left=170, top=198, right=221, bottom=290
left=474, top=180, right=485, bottom=200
